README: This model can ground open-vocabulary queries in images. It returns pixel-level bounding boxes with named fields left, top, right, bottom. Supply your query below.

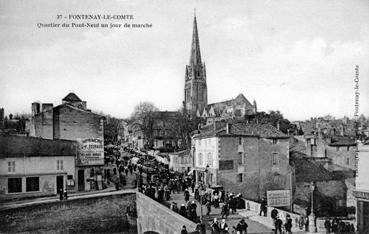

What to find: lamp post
left=199, top=190, right=204, bottom=224
left=309, top=181, right=317, bottom=233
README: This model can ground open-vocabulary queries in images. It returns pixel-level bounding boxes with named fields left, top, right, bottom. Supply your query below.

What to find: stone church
left=184, top=15, right=257, bottom=123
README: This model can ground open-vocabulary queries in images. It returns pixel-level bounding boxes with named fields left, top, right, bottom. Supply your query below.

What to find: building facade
left=0, top=135, right=77, bottom=199
left=193, top=121, right=292, bottom=203
left=26, top=93, right=105, bottom=191
left=168, top=149, right=192, bottom=173
left=354, top=140, right=369, bottom=233
left=198, top=94, right=257, bottom=125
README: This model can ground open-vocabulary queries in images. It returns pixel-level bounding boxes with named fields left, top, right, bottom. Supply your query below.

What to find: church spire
left=189, top=10, right=202, bottom=65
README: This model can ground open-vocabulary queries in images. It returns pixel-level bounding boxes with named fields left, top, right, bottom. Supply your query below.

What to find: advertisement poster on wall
left=77, top=138, right=104, bottom=166
left=267, top=190, right=291, bottom=207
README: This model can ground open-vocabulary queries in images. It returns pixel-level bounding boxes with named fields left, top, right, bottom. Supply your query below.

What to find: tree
left=131, top=102, right=159, bottom=120
left=253, top=110, right=295, bottom=134
left=177, top=107, right=203, bottom=149
left=104, top=116, right=123, bottom=145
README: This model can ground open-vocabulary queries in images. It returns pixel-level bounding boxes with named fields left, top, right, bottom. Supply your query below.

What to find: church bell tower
left=184, top=13, right=208, bottom=118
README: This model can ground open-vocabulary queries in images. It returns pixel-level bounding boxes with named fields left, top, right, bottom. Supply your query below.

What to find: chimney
left=82, top=101, right=87, bottom=110
left=42, top=103, right=53, bottom=112
left=226, top=123, right=232, bottom=134
left=32, top=102, right=40, bottom=116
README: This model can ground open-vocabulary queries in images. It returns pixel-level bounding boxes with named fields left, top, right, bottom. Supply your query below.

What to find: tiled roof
left=55, top=104, right=103, bottom=117
left=62, top=92, right=82, bottom=102
left=227, top=122, right=288, bottom=138
left=328, top=136, right=356, bottom=146
left=289, top=137, right=307, bottom=153
left=290, top=151, right=335, bottom=182
left=0, top=135, right=77, bottom=157
left=195, top=121, right=288, bottom=139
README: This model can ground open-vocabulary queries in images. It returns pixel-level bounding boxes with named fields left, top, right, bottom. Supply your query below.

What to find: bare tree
left=130, top=102, right=159, bottom=120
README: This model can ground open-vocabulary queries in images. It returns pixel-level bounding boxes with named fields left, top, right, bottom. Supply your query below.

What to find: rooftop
left=62, top=92, right=82, bottom=102
left=290, top=151, right=335, bottom=182
left=0, top=135, right=77, bottom=157
left=195, top=121, right=288, bottom=139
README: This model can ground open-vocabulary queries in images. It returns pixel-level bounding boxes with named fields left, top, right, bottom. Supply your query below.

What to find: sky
left=0, top=0, right=368, bottom=121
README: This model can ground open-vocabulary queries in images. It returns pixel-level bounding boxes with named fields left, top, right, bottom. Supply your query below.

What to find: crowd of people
left=117, top=148, right=357, bottom=234
left=324, top=218, right=356, bottom=234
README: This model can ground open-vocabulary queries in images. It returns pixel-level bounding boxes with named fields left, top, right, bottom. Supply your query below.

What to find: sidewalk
left=0, top=187, right=124, bottom=211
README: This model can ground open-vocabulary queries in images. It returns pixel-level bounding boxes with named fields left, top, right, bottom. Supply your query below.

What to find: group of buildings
left=0, top=93, right=105, bottom=199
left=124, top=14, right=369, bottom=232
left=1, top=13, right=369, bottom=233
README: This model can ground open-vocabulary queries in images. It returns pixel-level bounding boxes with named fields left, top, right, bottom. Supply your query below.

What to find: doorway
left=78, top=170, right=85, bottom=191
left=56, top=175, right=64, bottom=194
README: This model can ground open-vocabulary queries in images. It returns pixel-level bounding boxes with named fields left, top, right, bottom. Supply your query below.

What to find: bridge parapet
left=136, top=192, right=198, bottom=234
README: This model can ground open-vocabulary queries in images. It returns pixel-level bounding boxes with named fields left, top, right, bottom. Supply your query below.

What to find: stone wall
left=136, top=192, right=197, bottom=234
left=0, top=191, right=199, bottom=234
left=54, top=105, right=103, bottom=141
left=218, top=136, right=291, bottom=202
left=0, top=192, right=137, bottom=233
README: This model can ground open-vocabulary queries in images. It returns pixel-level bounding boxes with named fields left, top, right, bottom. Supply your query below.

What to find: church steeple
left=184, top=12, right=208, bottom=118
left=189, top=11, right=202, bottom=66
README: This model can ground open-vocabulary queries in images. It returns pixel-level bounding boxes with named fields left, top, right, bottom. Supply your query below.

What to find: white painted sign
left=77, top=138, right=104, bottom=166
left=267, top=190, right=290, bottom=207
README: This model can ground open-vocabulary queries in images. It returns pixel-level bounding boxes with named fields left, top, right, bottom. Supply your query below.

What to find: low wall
left=136, top=192, right=198, bottom=234
left=244, top=199, right=305, bottom=232
left=1, top=190, right=199, bottom=234
left=0, top=191, right=137, bottom=233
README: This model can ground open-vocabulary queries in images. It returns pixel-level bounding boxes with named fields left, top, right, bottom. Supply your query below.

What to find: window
left=26, top=177, right=39, bottom=192
left=346, top=158, right=350, bottom=165
left=198, top=153, right=203, bottom=166
left=272, top=139, right=278, bottom=144
left=238, top=137, right=242, bottom=145
left=347, top=146, right=350, bottom=151
left=219, top=160, right=234, bottom=170
left=57, top=160, right=64, bottom=170
left=8, top=178, right=22, bottom=193
left=238, top=152, right=243, bottom=165
left=237, top=173, right=243, bottom=183
left=67, top=175, right=75, bottom=186
left=272, top=153, right=279, bottom=166
left=8, top=161, right=15, bottom=172
left=90, top=168, right=95, bottom=177
left=207, top=153, right=213, bottom=167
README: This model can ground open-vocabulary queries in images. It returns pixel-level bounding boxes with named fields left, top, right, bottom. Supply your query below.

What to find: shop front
left=76, top=138, right=104, bottom=191
left=354, top=190, right=369, bottom=233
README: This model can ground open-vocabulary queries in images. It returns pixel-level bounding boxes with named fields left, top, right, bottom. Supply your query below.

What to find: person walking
left=63, top=189, right=68, bottom=200
left=184, top=189, right=190, bottom=202
left=221, top=202, right=230, bottom=219
left=181, top=225, right=188, bottom=234
left=324, top=218, right=331, bottom=234
left=274, top=215, right=283, bottom=234
left=284, top=214, right=292, bottom=234
left=59, top=188, right=63, bottom=201
left=210, top=218, right=220, bottom=234
left=206, top=200, right=212, bottom=216
left=219, top=219, right=229, bottom=234
left=234, top=219, right=248, bottom=234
